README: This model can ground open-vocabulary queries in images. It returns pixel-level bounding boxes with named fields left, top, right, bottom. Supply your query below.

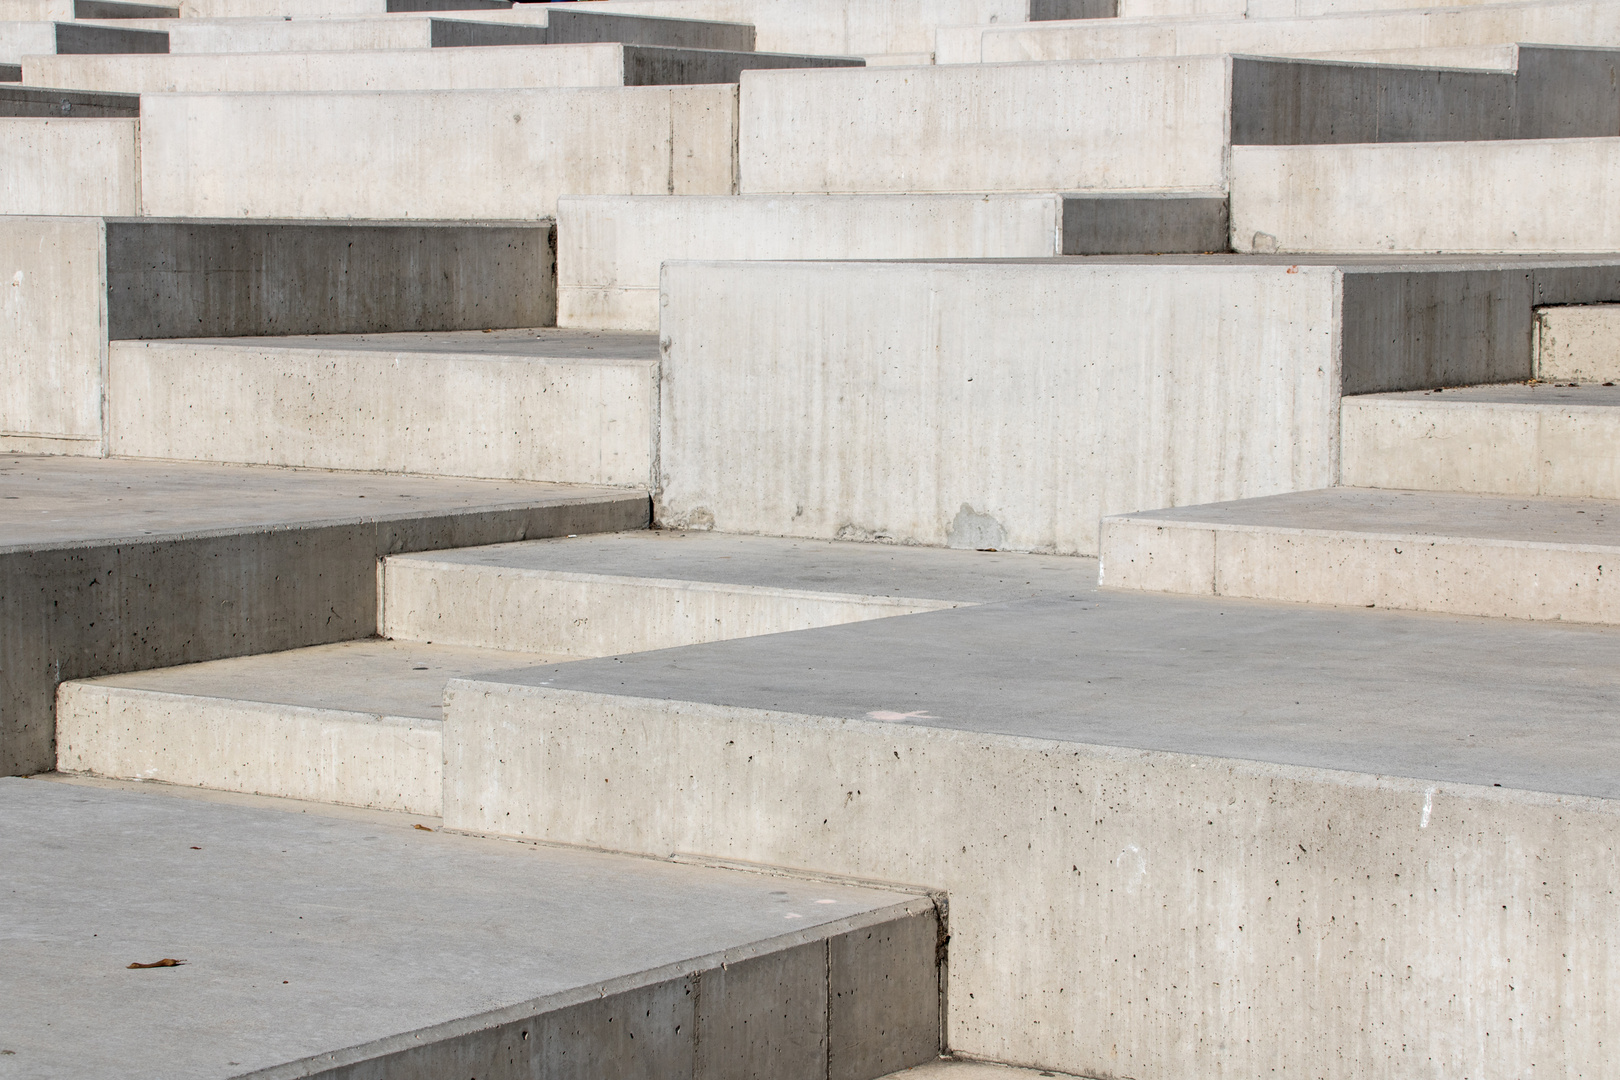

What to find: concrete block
left=0, top=118, right=135, bottom=214
left=138, top=84, right=738, bottom=220
left=1537, top=304, right=1620, bottom=381
left=1060, top=192, right=1228, bottom=254
left=54, top=20, right=165, bottom=52
left=0, top=84, right=138, bottom=116
left=695, top=941, right=828, bottom=1080
left=1231, top=139, right=1620, bottom=254
left=0, top=62, right=17, bottom=79
left=737, top=58, right=1230, bottom=195
left=108, top=333, right=657, bottom=485
left=0, top=19, right=53, bottom=63
left=545, top=6, right=755, bottom=51
left=828, top=916, right=942, bottom=1080
left=1100, top=489, right=1620, bottom=622
left=1340, top=385, right=1620, bottom=498
left=74, top=0, right=178, bottom=16
left=163, top=16, right=547, bottom=53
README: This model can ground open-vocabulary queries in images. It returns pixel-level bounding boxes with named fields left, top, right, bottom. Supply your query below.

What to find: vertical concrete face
left=138, top=84, right=739, bottom=220
left=738, top=58, right=1231, bottom=194
left=696, top=941, right=828, bottom=1080
left=0, top=118, right=137, bottom=215
left=656, top=260, right=1340, bottom=555
left=0, top=216, right=106, bottom=452
left=1536, top=303, right=1620, bottom=381
left=828, top=916, right=942, bottom=1080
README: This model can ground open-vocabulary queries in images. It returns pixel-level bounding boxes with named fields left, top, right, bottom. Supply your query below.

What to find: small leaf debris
left=413, top=824, right=434, bottom=832
left=128, top=959, right=186, bottom=969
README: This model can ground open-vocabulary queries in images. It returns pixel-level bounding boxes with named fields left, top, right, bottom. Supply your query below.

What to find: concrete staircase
left=7, top=0, right=1620, bottom=1074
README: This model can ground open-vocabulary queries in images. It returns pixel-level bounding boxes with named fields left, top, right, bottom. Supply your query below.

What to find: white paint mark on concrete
left=868, top=710, right=935, bottom=721
left=1421, top=787, right=1435, bottom=829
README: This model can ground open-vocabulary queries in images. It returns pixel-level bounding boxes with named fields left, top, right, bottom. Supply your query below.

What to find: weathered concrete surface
left=0, top=119, right=135, bottom=214
left=557, top=193, right=1228, bottom=330
left=938, top=0, right=1620, bottom=62
left=57, top=640, right=561, bottom=812
left=1341, top=384, right=1620, bottom=497
left=0, top=776, right=937, bottom=1079
left=0, top=455, right=649, bottom=775
left=1, top=0, right=171, bottom=16
left=139, top=84, right=738, bottom=220
left=24, top=43, right=859, bottom=93
left=54, top=19, right=166, bottom=52
left=0, top=19, right=55, bottom=63
left=541, top=6, right=755, bottom=51
left=1101, top=487, right=1620, bottom=622
left=162, top=15, right=547, bottom=52
left=1232, top=138, right=1620, bottom=254
left=440, top=563, right=1620, bottom=1079
left=1536, top=303, right=1620, bottom=381
left=108, top=330, right=658, bottom=485
left=738, top=58, right=1230, bottom=195
left=0, top=84, right=138, bottom=116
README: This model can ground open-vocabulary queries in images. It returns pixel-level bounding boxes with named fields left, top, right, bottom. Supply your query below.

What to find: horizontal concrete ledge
left=55, top=20, right=166, bottom=52
left=74, top=0, right=178, bottom=15
left=0, top=82, right=137, bottom=115
left=1100, top=487, right=1620, bottom=622
left=544, top=7, right=756, bottom=52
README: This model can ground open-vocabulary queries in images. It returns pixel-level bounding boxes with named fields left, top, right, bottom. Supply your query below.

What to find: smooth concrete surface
left=57, top=640, right=562, bottom=812
left=1100, top=487, right=1620, bottom=622
left=1232, top=138, right=1620, bottom=254
left=23, top=43, right=860, bottom=93
left=380, top=529, right=1082, bottom=654
left=162, top=15, right=547, bottom=52
left=0, top=776, right=937, bottom=1079
left=108, top=330, right=659, bottom=485
left=737, top=58, right=1230, bottom=195
left=0, top=119, right=135, bottom=214
left=937, top=0, right=1620, bottom=63
left=54, top=20, right=166, bottom=52
left=1536, top=303, right=1620, bottom=380
left=557, top=193, right=1229, bottom=330
left=1341, top=383, right=1620, bottom=497
left=0, top=454, right=649, bottom=775
left=441, top=555, right=1620, bottom=1078
left=0, top=84, right=138, bottom=116
left=0, top=20, right=54, bottom=63
left=138, top=84, right=738, bottom=220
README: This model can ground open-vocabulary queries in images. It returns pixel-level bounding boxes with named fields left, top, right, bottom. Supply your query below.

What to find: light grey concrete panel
left=54, top=20, right=165, bottom=51
left=696, top=940, right=828, bottom=1080
left=829, top=915, right=942, bottom=1080
left=104, top=220, right=556, bottom=339
left=1060, top=193, right=1228, bottom=255
left=547, top=7, right=755, bottom=51
left=1537, top=303, right=1620, bottom=381
left=0, top=83, right=138, bottom=115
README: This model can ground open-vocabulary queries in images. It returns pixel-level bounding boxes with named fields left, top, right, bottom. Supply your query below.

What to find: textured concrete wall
left=738, top=58, right=1229, bottom=194
left=443, top=681, right=1620, bottom=1080
left=0, top=216, right=106, bottom=450
left=1536, top=303, right=1620, bottom=381
left=108, top=341, right=655, bottom=485
left=0, top=85, right=139, bottom=117
left=0, top=118, right=137, bottom=214
left=138, top=84, right=738, bottom=219
left=1232, top=139, right=1620, bottom=254
left=0, top=20, right=56, bottom=64
left=656, top=259, right=1339, bottom=555
left=545, top=7, right=755, bottom=50
left=54, top=21, right=166, bottom=53
left=162, top=17, right=539, bottom=52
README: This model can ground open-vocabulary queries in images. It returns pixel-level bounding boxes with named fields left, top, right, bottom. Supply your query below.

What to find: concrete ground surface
left=0, top=776, right=928, bottom=1080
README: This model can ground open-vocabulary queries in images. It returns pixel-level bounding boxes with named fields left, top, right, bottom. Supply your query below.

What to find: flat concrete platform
left=0, top=776, right=934, bottom=1079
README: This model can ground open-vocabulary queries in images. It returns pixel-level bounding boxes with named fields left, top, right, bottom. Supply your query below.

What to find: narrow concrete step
left=382, top=530, right=1097, bottom=655
left=5, top=777, right=939, bottom=1080
left=1342, top=383, right=1620, bottom=498
left=1100, top=487, right=1620, bottom=622
left=107, top=329, right=659, bottom=486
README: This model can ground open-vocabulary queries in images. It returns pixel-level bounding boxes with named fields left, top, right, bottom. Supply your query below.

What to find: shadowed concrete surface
left=0, top=776, right=937, bottom=1080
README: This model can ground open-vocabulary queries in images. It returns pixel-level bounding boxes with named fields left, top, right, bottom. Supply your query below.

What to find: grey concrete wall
left=104, top=220, right=556, bottom=339
left=0, top=491, right=649, bottom=776
left=426, top=18, right=546, bottom=46
left=622, top=45, right=862, bottom=85
left=546, top=7, right=755, bottom=51
left=443, top=682, right=1620, bottom=1080
left=1061, top=193, right=1229, bottom=254
left=255, top=903, right=939, bottom=1080
left=74, top=0, right=178, bottom=16
left=0, top=85, right=137, bottom=116
left=1029, top=0, right=1115, bottom=17
left=54, top=21, right=166, bottom=52
left=0, top=62, right=18, bottom=80
left=386, top=0, right=508, bottom=10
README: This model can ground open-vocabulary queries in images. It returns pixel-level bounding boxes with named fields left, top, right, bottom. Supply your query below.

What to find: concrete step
left=0, top=0, right=175, bottom=17
left=653, top=254, right=1620, bottom=555
left=107, top=329, right=660, bottom=486
left=1536, top=303, right=1620, bottom=382
left=163, top=15, right=553, bottom=52
left=436, top=543, right=1620, bottom=1079
left=0, top=82, right=136, bottom=114
left=2, top=216, right=555, bottom=448
left=0, top=17, right=163, bottom=63
left=0, top=454, right=647, bottom=776
left=1100, top=487, right=1620, bottom=622
left=1341, top=383, right=1620, bottom=498
left=381, top=529, right=1096, bottom=654
left=21, top=42, right=860, bottom=93
left=5, top=777, right=939, bottom=1079
left=557, top=192, right=1229, bottom=330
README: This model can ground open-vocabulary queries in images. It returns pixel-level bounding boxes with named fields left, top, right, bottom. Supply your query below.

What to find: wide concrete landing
left=107, top=330, right=660, bottom=485
left=1343, top=383, right=1620, bottom=497
left=0, top=776, right=936, bottom=1080
left=1102, top=487, right=1620, bottom=622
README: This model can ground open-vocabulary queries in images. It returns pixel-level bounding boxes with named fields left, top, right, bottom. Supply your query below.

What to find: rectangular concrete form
left=0, top=118, right=136, bottom=215
left=137, top=84, right=738, bottom=220
left=162, top=16, right=546, bottom=53
left=1536, top=303, right=1620, bottom=380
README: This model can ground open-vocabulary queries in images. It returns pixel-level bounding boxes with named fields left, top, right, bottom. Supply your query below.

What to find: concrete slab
left=0, top=454, right=648, bottom=775
left=1341, top=383, right=1620, bottom=497
left=0, top=84, right=138, bottom=116
left=1101, top=487, right=1620, bottom=622
left=0, top=776, right=937, bottom=1078
left=162, top=15, right=548, bottom=52
left=382, top=530, right=1097, bottom=654
left=1536, top=302, right=1620, bottom=381
left=0, top=118, right=135, bottom=214
left=107, top=329, right=659, bottom=485
left=138, top=84, right=738, bottom=220
left=439, top=554, right=1620, bottom=1077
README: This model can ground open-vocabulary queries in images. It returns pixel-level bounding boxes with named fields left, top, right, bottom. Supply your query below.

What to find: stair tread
left=120, top=327, right=660, bottom=362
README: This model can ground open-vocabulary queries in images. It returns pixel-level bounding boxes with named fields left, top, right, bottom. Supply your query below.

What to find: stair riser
left=1101, top=516, right=1620, bottom=622
left=1342, top=396, right=1620, bottom=498
left=56, top=684, right=442, bottom=814
left=383, top=561, right=952, bottom=655
left=1537, top=304, right=1620, bottom=382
